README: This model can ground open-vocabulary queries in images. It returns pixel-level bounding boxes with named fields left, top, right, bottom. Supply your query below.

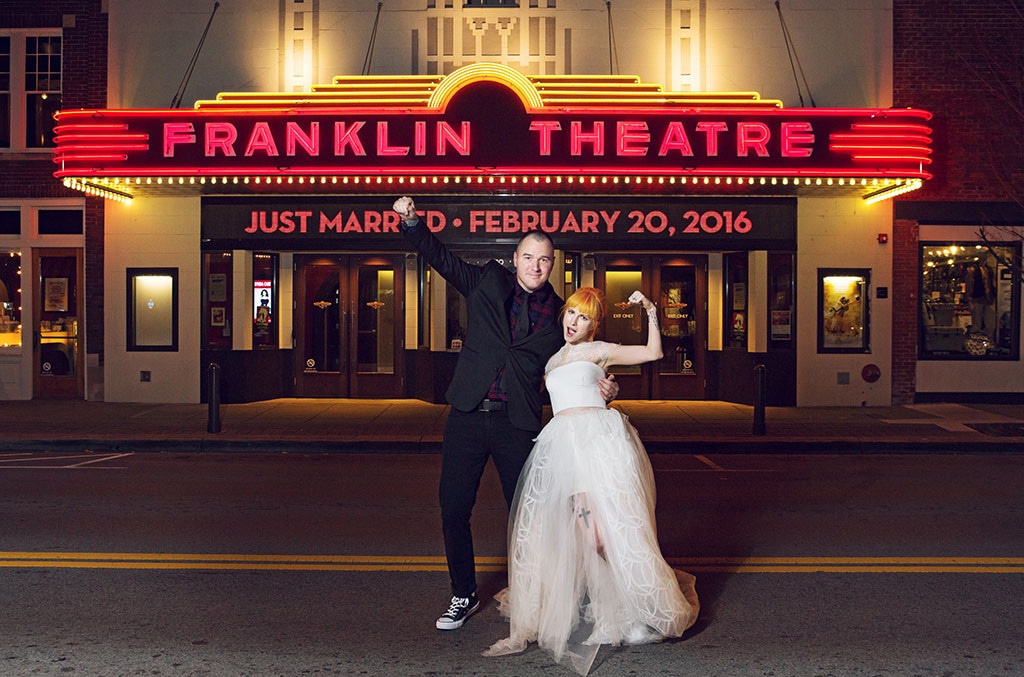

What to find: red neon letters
left=165, top=120, right=474, bottom=158
left=165, top=118, right=816, bottom=160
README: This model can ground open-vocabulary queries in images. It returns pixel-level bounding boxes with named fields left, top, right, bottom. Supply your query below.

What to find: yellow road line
left=692, top=454, right=724, bottom=471
left=668, top=556, right=1024, bottom=573
left=1, top=552, right=1023, bottom=573
left=1, top=552, right=466, bottom=563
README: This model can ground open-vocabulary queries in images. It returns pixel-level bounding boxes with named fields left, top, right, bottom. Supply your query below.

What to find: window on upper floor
left=0, top=37, right=10, bottom=148
left=0, top=31, right=62, bottom=151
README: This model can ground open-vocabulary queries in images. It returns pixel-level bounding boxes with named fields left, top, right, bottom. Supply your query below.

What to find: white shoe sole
left=435, top=601, right=480, bottom=630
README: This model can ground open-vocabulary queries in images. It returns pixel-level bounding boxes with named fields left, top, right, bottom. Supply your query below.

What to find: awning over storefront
left=53, top=63, right=932, bottom=205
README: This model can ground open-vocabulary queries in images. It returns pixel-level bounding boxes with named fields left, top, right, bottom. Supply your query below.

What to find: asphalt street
left=1, top=449, right=1022, bottom=676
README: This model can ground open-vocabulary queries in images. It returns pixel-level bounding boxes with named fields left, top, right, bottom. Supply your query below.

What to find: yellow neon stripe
left=428, top=63, right=544, bottom=111
left=195, top=97, right=434, bottom=109
left=529, top=75, right=644, bottom=84
left=214, top=90, right=436, bottom=99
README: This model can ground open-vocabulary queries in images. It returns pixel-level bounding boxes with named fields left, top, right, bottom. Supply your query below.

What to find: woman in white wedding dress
left=484, top=287, right=700, bottom=675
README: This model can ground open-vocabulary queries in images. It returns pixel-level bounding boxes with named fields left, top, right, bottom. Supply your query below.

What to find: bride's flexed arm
left=604, top=291, right=663, bottom=368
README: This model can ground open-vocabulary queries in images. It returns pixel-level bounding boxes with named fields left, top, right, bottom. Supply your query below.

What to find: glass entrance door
left=652, top=258, right=707, bottom=399
left=596, top=255, right=707, bottom=400
left=294, top=254, right=404, bottom=397
left=33, top=248, right=84, bottom=399
left=600, top=259, right=646, bottom=399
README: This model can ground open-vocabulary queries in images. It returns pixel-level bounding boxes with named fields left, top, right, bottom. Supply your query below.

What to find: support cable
left=171, top=2, right=220, bottom=108
left=363, top=2, right=385, bottom=76
left=606, top=2, right=620, bottom=75
left=774, top=0, right=816, bottom=107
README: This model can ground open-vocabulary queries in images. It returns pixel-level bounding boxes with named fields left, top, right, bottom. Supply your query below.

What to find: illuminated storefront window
left=724, top=253, right=747, bottom=348
left=204, top=252, right=232, bottom=349
left=127, top=268, right=179, bottom=352
left=768, top=252, right=795, bottom=346
left=253, top=253, right=278, bottom=348
left=818, top=269, right=870, bottom=354
left=0, top=251, right=21, bottom=349
left=920, top=243, right=1020, bottom=359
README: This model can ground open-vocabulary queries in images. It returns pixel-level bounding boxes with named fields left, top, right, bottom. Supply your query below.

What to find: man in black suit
left=393, top=196, right=617, bottom=630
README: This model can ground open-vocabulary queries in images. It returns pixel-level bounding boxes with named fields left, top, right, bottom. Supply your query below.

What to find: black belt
left=477, top=398, right=506, bottom=412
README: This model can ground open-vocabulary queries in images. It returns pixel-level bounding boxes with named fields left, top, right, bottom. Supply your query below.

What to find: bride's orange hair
left=561, top=287, right=606, bottom=338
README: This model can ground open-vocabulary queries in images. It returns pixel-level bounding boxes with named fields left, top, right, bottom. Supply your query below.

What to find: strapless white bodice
left=546, top=360, right=607, bottom=415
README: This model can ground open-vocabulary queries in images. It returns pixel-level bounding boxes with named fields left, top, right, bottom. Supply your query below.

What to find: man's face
left=513, top=236, right=555, bottom=293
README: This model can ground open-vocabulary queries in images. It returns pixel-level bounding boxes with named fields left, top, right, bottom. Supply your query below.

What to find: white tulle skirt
left=484, top=407, right=699, bottom=675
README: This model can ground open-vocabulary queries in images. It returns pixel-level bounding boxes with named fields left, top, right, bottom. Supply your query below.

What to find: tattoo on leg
left=573, top=494, right=607, bottom=559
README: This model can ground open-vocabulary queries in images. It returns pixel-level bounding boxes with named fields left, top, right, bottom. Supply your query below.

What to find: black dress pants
left=439, top=406, right=538, bottom=598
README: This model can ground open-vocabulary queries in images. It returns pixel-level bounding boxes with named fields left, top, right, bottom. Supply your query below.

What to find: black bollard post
left=207, top=362, right=222, bottom=433
left=753, top=364, right=767, bottom=436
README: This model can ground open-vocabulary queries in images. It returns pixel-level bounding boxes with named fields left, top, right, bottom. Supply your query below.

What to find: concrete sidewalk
left=2, top=398, right=1023, bottom=453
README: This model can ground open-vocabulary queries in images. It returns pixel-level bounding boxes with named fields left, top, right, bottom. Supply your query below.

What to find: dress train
left=484, top=359, right=699, bottom=675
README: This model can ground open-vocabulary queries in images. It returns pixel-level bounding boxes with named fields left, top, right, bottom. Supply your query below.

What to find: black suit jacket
left=402, top=220, right=564, bottom=432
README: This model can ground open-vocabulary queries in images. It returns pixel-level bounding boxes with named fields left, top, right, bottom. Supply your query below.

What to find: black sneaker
left=435, top=594, right=480, bottom=630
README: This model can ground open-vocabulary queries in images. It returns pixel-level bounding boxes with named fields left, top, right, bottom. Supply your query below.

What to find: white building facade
left=6, top=1, right=1017, bottom=405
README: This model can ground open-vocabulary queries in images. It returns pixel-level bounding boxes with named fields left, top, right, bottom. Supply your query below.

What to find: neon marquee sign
left=53, top=63, right=932, bottom=201
left=151, top=117, right=824, bottom=165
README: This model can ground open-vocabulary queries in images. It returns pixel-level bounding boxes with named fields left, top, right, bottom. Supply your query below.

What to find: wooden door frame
left=294, top=255, right=347, bottom=397
left=346, top=254, right=405, bottom=398
left=650, top=255, right=708, bottom=400
left=293, top=254, right=405, bottom=398
left=594, top=254, right=653, bottom=400
left=595, top=253, right=708, bottom=400
left=32, top=247, right=85, bottom=399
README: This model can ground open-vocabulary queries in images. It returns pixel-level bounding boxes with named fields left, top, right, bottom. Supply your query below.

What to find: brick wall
left=891, top=218, right=919, bottom=404
left=894, top=0, right=1024, bottom=204
left=891, top=0, right=1024, bottom=401
left=0, top=1, right=108, bottom=371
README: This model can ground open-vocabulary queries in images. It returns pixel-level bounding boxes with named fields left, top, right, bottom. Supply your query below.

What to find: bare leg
left=573, top=492, right=606, bottom=560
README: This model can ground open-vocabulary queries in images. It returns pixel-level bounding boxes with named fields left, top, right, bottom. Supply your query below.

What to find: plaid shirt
left=487, top=284, right=558, bottom=402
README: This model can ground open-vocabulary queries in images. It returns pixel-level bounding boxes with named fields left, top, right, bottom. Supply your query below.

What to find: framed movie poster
left=771, top=310, right=792, bottom=340
left=818, top=268, right=870, bottom=353
left=44, top=277, right=69, bottom=312
left=208, top=273, right=227, bottom=302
